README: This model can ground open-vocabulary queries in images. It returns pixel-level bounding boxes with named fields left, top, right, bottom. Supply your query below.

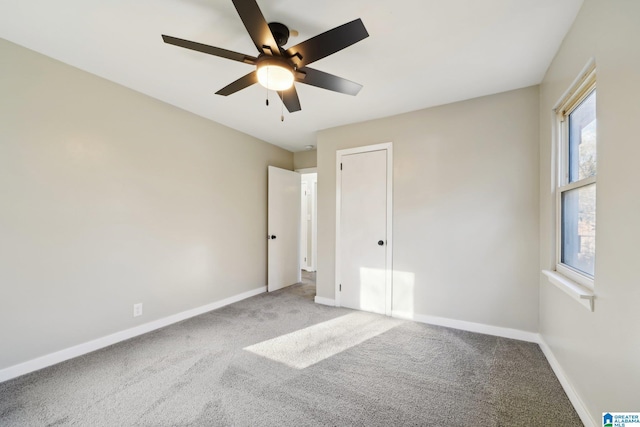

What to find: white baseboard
left=538, top=336, right=596, bottom=427
left=391, top=310, right=539, bottom=343
left=314, top=296, right=336, bottom=306
left=0, top=286, right=266, bottom=384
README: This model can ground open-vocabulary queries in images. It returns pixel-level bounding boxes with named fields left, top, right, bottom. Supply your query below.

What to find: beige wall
left=0, top=39, right=292, bottom=370
left=293, top=149, right=317, bottom=170
left=317, top=86, right=540, bottom=332
left=538, top=0, right=640, bottom=422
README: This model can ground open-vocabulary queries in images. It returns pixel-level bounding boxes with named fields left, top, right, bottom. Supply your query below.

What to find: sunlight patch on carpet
left=243, top=311, right=402, bottom=369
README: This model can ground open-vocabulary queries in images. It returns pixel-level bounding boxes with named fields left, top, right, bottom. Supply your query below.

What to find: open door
left=268, top=166, right=301, bottom=291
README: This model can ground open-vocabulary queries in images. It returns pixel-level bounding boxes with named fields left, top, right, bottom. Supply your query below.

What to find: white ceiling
left=0, top=0, right=583, bottom=152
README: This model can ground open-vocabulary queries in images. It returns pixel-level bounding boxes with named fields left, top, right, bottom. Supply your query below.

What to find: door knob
left=378, top=240, right=384, bottom=246
left=270, top=235, right=277, bottom=240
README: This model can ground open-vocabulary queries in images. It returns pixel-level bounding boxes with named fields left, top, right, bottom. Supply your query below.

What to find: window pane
left=561, top=184, right=596, bottom=276
left=568, top=90, right=596, bottom=182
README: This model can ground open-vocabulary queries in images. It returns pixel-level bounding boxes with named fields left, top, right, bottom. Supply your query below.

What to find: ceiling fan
left=161, top=0, right=369, bottom=114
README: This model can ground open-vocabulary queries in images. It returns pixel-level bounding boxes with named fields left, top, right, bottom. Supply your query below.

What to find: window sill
left=542, top=270, right=595, bottom=312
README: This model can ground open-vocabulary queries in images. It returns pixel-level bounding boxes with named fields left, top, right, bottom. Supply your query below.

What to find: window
left=556, top=67, right=596, bottom=287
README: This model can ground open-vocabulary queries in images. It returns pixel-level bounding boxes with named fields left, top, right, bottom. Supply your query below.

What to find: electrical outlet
left=133, top=303, right=143, bottom=317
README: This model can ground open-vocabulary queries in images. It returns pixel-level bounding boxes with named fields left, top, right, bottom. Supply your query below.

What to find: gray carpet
left=0, top=278, right=581, bottom=426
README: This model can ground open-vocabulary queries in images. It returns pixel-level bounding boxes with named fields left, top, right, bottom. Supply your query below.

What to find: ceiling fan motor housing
left=268, top=22, right=290, bottom=47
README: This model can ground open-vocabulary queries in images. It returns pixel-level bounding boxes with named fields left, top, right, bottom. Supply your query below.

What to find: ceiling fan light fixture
left=256, top=58, right=294, bottom=91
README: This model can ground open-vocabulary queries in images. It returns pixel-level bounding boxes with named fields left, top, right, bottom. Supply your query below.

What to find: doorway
left=296, top=169, right=317, bottom=299
left=299, top=172, right=317, bottom=273
left=335, top=143, right=393, bottom=315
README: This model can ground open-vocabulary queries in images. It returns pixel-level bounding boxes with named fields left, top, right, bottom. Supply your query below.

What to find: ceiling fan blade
left=286, top=18, right=369, bottom=68
left=162, top=35, right=257, bottom=65
left=215, top=71, right=258, bottom=96
left=297, top=67, right=363, bottom=96
left=278, top=85, right=302, bottom=113
left=231, top=0, right=281, bottom=56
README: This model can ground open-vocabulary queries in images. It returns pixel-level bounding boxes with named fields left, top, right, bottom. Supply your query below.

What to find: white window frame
left=554, top=64, right=597, bottom=289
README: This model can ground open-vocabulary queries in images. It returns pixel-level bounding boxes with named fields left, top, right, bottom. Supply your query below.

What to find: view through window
left=557, top=74, right=597, bottom=284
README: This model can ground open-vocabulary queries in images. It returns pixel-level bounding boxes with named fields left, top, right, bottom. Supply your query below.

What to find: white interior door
left=339, top=149, right=389, bottom=314
left=268, top=166, right=301, bottom=292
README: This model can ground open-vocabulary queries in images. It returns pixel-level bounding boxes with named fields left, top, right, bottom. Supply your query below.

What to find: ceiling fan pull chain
left=265, top=68, right=270, bottom=106
left=280, top=91, right=284, bottom=122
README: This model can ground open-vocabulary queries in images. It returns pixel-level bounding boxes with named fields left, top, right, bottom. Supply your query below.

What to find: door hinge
left=339, top=284, right=342, bottom=291
left=340, top=163, right=342, bottom=170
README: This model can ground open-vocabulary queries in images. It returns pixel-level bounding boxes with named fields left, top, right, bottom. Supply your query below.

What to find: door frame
left=335, top=142, right=393, bottom=315
left=300, top=180, right=309, bottom=270
left=296, top=168, right=318, bottom=272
